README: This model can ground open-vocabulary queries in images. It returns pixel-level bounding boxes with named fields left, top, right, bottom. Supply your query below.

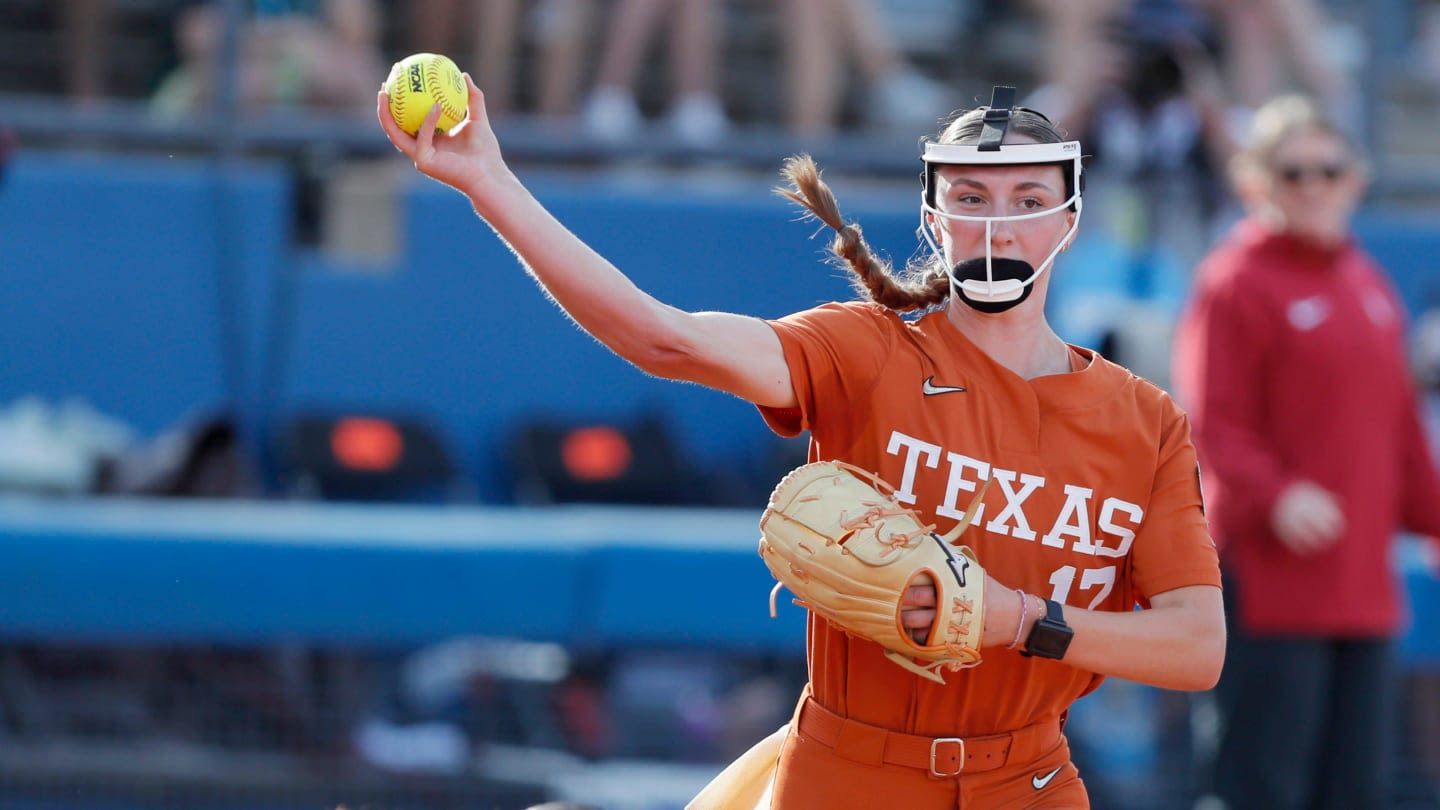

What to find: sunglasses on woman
left=1274, top=162, right=1349, bottom=185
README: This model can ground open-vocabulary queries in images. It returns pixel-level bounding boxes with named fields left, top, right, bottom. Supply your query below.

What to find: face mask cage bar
left=919, top=140, right=1086, bottom=302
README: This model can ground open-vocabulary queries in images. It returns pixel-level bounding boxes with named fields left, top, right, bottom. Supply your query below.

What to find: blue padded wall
left=0, top=153, right=290, bottom=436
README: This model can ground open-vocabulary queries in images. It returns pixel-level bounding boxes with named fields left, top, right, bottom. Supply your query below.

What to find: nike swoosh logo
left=922, top=376, right=967, bottom=396
left=1032, top=765, right=1064, bottom=790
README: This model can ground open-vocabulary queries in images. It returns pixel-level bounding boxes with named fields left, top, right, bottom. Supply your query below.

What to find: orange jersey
left=758, top=301, right=1220, bottom=736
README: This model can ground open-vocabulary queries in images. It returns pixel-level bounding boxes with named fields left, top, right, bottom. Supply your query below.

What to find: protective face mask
left=918, top=138, right=1085, bottom=315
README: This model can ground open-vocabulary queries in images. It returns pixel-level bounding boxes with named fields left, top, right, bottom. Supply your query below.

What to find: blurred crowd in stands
left=14, top=0, right=1382, bottom=144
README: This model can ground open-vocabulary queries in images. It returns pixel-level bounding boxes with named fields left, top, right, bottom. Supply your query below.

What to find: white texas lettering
left=886, top=431, right=941, bottom=505
left=1042, top=484, right=1094, bottom=550
left=1094, top=498, right=1143, bottom=558
left=883, top=431, right=1145, bottom=558
left=936, top=451, right=991, bottom=524
left=984, top=468, right=1044, bottom=541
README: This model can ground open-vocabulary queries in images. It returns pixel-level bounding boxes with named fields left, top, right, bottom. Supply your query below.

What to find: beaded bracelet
left=1007, top=588, right=1029, bottom=650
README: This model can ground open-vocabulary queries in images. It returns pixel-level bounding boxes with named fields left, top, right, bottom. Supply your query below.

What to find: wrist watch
left=1021, top=598, right=1074, bottom=660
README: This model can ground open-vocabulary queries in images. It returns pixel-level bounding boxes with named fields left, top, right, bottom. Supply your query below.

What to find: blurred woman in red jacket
left=1173, top=94, right=1440, bottom=810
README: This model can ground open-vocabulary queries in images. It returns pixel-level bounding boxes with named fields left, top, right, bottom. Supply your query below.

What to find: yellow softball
left=385, top=53, right=468, bottom=136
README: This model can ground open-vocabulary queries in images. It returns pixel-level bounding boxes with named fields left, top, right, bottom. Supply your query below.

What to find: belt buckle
left=929, top=737, right=965, bottom=777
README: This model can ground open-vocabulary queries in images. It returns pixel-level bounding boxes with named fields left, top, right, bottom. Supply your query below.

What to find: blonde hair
left=775, top=106, right=1070, bottom=312
left=1230, top=94, right=1359, bottom=182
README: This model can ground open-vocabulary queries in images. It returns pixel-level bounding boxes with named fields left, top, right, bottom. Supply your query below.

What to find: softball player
left=379, top=80, right=1224, bottom=808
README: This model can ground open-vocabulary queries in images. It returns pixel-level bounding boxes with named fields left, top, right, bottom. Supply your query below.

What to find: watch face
left=1027, top=620, right=1074, bottom=659
left=1023, top=601, right=1074, bottom=660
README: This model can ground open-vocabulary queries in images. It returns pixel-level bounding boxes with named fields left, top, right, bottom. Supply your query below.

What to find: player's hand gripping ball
left=385, top=53, right=468, bottom=136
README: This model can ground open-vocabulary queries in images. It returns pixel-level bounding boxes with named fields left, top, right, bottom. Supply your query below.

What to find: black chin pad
left=949, top=256, right=1035, bottom=314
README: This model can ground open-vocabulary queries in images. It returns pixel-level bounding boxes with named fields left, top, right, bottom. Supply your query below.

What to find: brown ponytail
left=776, top=154, right=949, bottom=312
